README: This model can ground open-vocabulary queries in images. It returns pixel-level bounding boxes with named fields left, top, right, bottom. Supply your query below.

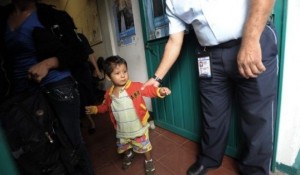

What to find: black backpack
left=0, top=92, right=77, bottom=175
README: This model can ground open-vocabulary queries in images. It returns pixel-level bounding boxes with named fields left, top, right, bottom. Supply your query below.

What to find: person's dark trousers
left=197, top=23, right=278, bottom=175
left=44, top=77, right=94, bottom=175
left=71, top=62, right=97, bottom=118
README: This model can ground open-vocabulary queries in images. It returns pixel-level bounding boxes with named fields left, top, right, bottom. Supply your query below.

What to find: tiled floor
left=81, top=113, right=283, bottom=175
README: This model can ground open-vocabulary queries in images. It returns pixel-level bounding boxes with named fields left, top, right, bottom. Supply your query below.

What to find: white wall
left=276, top=0, right=300, bottom=168
left=96, top=0, right=152, bottom=110
left=94, top=0, right=115, bottom=59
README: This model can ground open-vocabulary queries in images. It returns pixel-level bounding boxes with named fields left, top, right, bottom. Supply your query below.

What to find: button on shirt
left=166, top=0, right=249, bottom=46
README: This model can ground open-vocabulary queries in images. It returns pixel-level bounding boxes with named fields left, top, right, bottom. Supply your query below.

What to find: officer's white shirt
left=166, top=0, right=249, bottom=46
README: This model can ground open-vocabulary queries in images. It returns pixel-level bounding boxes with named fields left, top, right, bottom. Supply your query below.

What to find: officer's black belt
left=205, top=38, right=241, bottom=49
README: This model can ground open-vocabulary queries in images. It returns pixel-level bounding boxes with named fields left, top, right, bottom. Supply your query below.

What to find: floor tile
left=81, top=113, right=247, bottom=175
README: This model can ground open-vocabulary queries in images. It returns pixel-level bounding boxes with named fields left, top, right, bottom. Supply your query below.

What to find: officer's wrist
left=152, top=75, right=163, bottom=83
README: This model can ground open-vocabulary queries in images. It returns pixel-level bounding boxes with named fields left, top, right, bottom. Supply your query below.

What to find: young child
left=85, top=55, right=171, bottom=175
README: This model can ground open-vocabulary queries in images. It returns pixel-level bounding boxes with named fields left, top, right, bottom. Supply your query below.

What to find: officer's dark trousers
left=198, top=23, right=278, bottom=175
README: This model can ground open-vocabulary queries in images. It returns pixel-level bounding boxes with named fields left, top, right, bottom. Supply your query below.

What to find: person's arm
left=85, top=106, right=99, bottom=115
left=88, top=53, right=103, bottom=79
left=141, top=85, right=171, bottom=99
left=85, top=99, right=109, bottom=114
left=142, top=31, right=185, bottom=88
left=28, top=57, right=59, bottom=82
left=237, top=0, right=275, bottom=79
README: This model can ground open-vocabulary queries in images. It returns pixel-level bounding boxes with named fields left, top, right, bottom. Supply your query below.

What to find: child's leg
left=144, top=151, right=155, bottom=175
left=144, top=151, right=152, bottom=161
left=86, top=114, right=96, bottom=134
left=117, top=138, right=135, bottom=169
left=125, top=149, right=133, bottom=157
left=122, top=149, right=134, bottom=169
left=131, top=130, right=156, bottom=174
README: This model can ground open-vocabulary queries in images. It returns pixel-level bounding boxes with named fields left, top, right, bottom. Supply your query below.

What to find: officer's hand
left=141, top=78, right=160, bottom=90
left=237, top=40, right=266, bottom=79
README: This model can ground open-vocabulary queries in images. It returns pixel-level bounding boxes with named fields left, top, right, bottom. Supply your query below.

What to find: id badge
left=197, top=53, right=212, bottom=79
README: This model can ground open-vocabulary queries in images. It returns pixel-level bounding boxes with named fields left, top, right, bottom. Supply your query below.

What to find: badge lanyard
left=197, top=48, right=212, bottom=79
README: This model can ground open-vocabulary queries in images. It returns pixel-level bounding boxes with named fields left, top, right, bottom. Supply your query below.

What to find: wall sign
left=113, top=0, right=136, bottom=46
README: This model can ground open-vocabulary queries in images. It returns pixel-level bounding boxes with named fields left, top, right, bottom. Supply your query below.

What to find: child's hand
left=85, top=106, right=98, bottom=115
left=159, top=87, right=171, bottom=96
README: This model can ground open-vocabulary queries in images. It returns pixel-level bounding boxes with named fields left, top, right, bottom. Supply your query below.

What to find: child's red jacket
left=96, top=80, right=164, bottom=129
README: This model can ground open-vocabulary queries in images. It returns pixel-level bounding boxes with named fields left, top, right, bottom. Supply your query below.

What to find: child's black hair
left=104, top=55, right=127, bottom=77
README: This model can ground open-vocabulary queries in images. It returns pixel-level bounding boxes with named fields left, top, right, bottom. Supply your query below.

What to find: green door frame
left=272, top=0, right=287, bottom=172
left=272, top=0, right=296, bottom=174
